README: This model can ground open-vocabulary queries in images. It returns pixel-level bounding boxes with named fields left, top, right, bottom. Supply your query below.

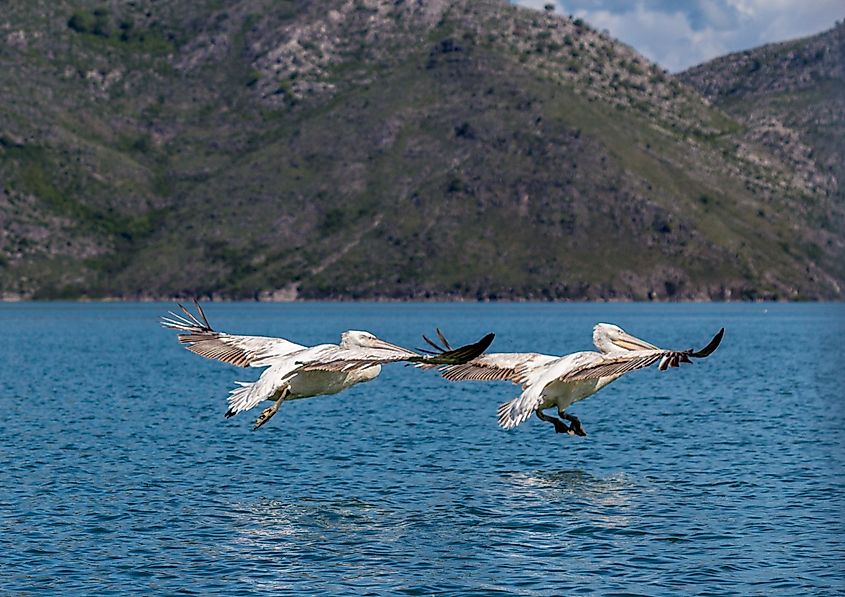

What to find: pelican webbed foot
left=253, top=387, right=289, bottom=431
left=559, top=411, right=587, bottom=437
left=536, top=409, right=577, bottom=435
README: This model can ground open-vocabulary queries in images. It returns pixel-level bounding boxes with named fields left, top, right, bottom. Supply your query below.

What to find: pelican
left=161, top=302, right=494, bottom=429
left=435, top=324, right=724, bottom=436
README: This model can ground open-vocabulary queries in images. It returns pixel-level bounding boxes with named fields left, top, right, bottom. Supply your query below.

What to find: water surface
left=1, top=302, right=843, bottom=594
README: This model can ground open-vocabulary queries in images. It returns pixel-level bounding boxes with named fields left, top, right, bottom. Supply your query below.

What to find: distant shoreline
left=0, top=294, right=836, bottom=304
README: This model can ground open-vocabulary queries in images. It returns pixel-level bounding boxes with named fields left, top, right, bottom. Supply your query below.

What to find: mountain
left=681, top=22, right=844, bottom=207
left=1, top=1, right=842, bottom=300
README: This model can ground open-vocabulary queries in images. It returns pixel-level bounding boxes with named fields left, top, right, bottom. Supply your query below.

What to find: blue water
left=1, top=302, right=843, bottom=595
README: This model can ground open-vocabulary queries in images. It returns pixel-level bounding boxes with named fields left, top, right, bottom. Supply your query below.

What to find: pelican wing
left=561, top=328, right=725, bottom=382
left=161, top=301, right=305, bottom=367
left=300, top=333, right=495, bottom=372
left=439, top=353, right=558, bottom=383
left=496, top=329, right=723, bottom=430
left=560, top=351, right=665, bottom=382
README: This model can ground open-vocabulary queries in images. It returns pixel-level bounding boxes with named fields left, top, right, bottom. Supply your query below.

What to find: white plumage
left=162, top=301, right=494, bottom=429
left=440, top=323, right=724, bottom=436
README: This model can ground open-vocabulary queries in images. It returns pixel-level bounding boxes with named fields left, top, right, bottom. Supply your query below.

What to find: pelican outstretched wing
left=161, top=301, right=305, bottom=367
left=496, top=329, right=724, bottom=430
left=561, top=328, right=725, bottom=383
left=300, top=332, right=496, bottom=372
left=438, top=353, right=558, bottom=383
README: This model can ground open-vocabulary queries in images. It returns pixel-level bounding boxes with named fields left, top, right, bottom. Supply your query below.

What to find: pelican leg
left=253, top=386, right=290, bottom=431
left=558, top=409, right=587, bottom=437
left=535, top=409, right=575, bottom=435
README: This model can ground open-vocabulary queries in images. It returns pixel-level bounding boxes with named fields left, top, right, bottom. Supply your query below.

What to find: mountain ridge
left=1, top=1, right=842, bottom=300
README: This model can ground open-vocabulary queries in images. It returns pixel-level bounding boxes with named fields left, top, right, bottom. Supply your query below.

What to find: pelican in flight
left=435, top=324, right=724, bottom=436
left=162, top=302, right=494, bottom=429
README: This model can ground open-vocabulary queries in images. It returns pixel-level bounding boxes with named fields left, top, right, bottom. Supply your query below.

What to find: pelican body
left=222, top=330, right=403, bottom=426
left=162, top=302, right=494, bottom=429
left=439, top=324, right=724, bottom=436
left=272, top=360, right=381, bottom=401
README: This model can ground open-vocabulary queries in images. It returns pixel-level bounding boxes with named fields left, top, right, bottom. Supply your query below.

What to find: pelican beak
left=612, top=331, right=658, bottom=352
left=370, top=338, right=411, bottom=353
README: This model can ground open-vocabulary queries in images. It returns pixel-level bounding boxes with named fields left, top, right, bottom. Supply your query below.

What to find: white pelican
left=162, top=302, right=494, bottom=429
left=435, top=324, right=724, bottom=436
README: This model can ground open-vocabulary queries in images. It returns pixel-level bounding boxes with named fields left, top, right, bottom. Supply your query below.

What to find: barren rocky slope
left=682, top=22, right=844, bottom=205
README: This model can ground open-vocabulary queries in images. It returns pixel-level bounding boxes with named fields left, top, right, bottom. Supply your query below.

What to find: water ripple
left=0, top=302, right=843, bottom=594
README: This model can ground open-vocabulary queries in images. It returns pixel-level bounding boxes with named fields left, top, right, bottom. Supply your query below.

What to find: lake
left=1, top=302, right=843, bottom=595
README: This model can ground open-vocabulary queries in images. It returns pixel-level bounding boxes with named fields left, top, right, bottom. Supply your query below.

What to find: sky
left=514, top=0, right=844, bottom=72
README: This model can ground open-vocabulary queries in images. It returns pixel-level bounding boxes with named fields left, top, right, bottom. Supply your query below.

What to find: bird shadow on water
left=500, top=468, right=632, bottom=496
left=225, top=495, right=400, bottom=549
left=496, top=468, right=638, bottom=533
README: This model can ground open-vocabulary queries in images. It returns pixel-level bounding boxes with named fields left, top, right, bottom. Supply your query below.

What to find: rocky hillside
left=681, top=21, right=844, bottom=205
left=1, top=0, right=842, bottom=300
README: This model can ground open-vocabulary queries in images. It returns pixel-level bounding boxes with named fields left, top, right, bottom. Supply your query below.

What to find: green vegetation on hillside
left=0, top=1, right=842, bottom=300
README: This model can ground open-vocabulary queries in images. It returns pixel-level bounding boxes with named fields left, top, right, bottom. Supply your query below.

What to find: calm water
left=1, top=302, right=843, bottom=595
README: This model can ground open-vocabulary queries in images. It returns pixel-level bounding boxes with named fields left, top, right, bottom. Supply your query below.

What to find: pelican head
left=339, top=330, right=407, bottom=352
left=593, top=323, right=658, bottom=354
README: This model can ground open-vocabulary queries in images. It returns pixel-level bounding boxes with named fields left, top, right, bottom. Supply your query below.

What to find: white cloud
left=742, top=0, right=844, bottom=46
left=514, top=0, right=844, bottom=71
left=571, top=5, right=730, bottom=72
left=695, top=0, right=736, bottom=30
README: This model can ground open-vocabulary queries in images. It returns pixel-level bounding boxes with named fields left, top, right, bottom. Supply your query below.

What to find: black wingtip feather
left=193, top=299, right=211, bottom=329
left=690, top=328, right=724, bottom=358
left=178, top=302, right=205, bottom=328
left=412, top=332, right=495, bottom=366
left=422, top=333, right=447, bottom=353
left=435, top=328, right=452, bottom=351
